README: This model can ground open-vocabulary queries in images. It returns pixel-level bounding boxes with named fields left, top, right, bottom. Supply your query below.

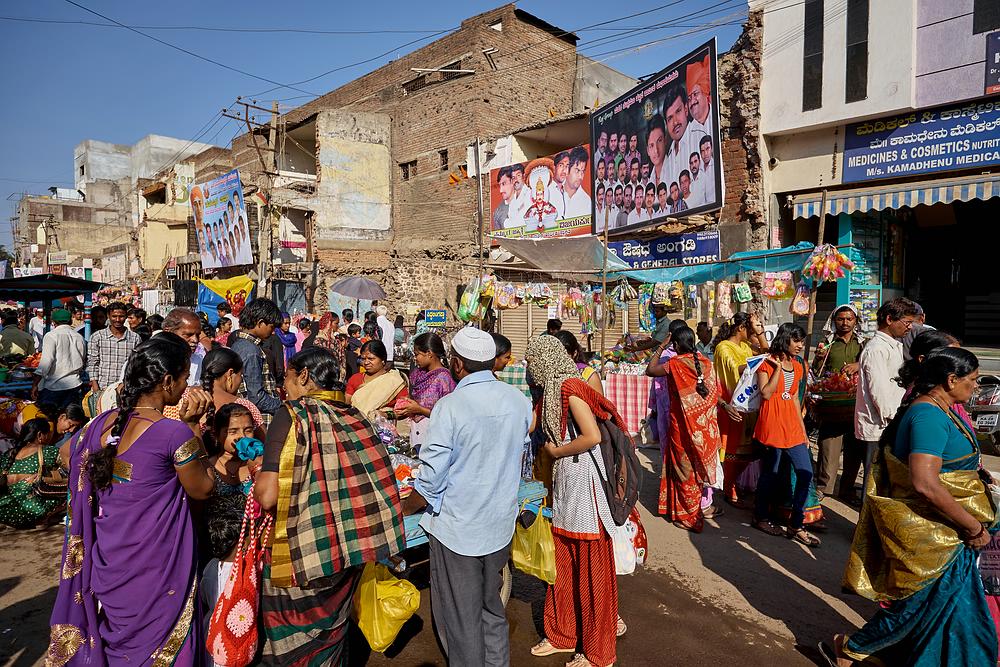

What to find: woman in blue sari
left=824, top=347, right=997, bottom=666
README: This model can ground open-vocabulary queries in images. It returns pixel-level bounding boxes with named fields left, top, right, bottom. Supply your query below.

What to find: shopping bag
left=206, top=488, right=271, bottom=667
left=611, top=508, right=648, bottom=575
left=731, top=354, right=769, bottom=413
left=354, top=562, right=421, bottom=653
left=511, top=504, right=557, bottom=584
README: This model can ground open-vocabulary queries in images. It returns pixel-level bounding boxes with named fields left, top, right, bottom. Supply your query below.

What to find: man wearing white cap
left=411, top=326, right=532, bottom=666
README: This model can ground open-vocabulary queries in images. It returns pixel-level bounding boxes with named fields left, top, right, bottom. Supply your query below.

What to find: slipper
left=703, top=504, right=725, bottom=519
left=788, top=527, right=821, bottom=547
left=616, top=615, right=627, bottom=637
left=531, top=639, right=574, bottom=657
left=752, top=519, right=784, bottom=536
left=817, top=641, right=838, bottom=667
left=565, top=655, right=593, bottom=667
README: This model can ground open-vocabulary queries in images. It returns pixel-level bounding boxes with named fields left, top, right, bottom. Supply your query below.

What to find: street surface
left=0, top=447, right=882, bottom=666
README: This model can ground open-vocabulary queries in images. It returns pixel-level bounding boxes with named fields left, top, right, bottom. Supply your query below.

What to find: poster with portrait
left=488, top=144, right=592, bottom=243
left=590, top=39, right=723, bottom=235
left=189, top=169, right=253, bottom=269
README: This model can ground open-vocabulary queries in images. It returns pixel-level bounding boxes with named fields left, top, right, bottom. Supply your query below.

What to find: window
left=441, top=60, right=465, bottom=82
left=400, top=160, right=417, bottom=181
left=845, top=0, right=869, bottom=103
left=489, top=20, right=502, bottom=32
left=439, top=150, right=449, bottom=172
left=802, top=0, right=824, bottom=111
left=79, top=165, right=85, bottom=177
left=402, top=75, right=428, bottom=95
left=974, top=0, right=1000, bottom=34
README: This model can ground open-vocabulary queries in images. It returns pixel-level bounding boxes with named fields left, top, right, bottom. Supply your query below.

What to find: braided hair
left=711, top=311, right=752, bottom=349
left=200, top=347, right=244, bottom=431
left=88, top=333, right=191, bottom=490
left=672, top=326, right=709, bottom=398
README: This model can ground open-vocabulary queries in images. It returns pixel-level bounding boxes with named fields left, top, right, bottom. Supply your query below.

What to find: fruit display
left=809, top=370, right=858, bottom=422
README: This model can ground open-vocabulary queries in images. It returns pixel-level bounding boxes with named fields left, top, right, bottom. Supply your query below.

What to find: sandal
left=752, top=518, right=784, bottom=536
left=702, top=504, right=725, bottom=519
left=788, top=527, right=821, bottom=547
left=818, top=634, right=852, bottom=667
left=616, top=615, right=627, bottom=637
left=531, top=639, right=575, bottom=657
left=565, top=655, right=594, bottom=667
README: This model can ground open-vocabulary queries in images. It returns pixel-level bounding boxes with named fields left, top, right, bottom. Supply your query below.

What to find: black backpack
left=588, top=419, right=641, bottom=526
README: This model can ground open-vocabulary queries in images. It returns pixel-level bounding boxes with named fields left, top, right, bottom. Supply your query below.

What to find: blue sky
left=0, top=0, right=746, bottom=249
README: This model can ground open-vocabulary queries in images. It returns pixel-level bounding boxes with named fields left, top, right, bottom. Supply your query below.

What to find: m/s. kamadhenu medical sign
left=608, top=229, right=720, bottom=269
left=843, top=95, right=1000, bottom=183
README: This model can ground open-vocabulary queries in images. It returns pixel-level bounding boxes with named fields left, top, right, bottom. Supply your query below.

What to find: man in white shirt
left=854, top=297, right=920, bottom=494
left=560, top=146, right=591, bottom=219
left=698, top=135, right=718, bottom=206
left=627, top=186, right=648, bottom=226
left=32, top=308, right=85, bottom=408
left=594, top=183, right=607, bottom=230
left=28, top=308, right=45, bottom=350
left=506, top=163, right=532, bottom=229
left=547, top=151, right=569, bottom=219
left=376, top=304, right=396, bottom=363
left=687, top=56, right=715, bottom=139
left=593, top=130, right=608, bottom=170
left=661, top=83, right=708, bottom=193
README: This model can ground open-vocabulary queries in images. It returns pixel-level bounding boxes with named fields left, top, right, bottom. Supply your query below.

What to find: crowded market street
left=6, top=447, right=937, bottom=666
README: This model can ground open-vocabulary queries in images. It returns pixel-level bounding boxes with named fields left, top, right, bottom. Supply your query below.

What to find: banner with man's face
left=488, top=144, right=592, bottom=243
left=189, top=169, right=253, bottom=269
left=590, top=39, right=723, bottom=236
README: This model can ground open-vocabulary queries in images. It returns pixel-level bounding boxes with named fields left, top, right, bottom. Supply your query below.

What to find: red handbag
left=206, top=489, right=272, bottom=667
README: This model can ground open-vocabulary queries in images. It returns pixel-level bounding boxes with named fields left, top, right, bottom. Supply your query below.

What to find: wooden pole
left=803, top=188, right=828, bottom=363
left=599, top=217, right=611, bottom=362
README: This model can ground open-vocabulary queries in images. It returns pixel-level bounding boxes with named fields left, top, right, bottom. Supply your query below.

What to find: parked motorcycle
left=968, top=374, right=1000, bottom=456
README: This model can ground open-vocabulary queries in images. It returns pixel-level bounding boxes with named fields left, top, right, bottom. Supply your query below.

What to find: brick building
left=233, top=4, right=635, bottom=317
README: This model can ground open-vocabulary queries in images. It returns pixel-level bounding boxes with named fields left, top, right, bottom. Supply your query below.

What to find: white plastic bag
left=731, top=354, right=769, bottom=413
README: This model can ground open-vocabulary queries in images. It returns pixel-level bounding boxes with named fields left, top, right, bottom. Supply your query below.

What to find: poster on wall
left=488, top=144, right=593, bottom=242
left=843, top=95, right=1000, bottom=183
left=590, top=39, right=723, bottom=235
left=189, top=169, right=254, bottom=269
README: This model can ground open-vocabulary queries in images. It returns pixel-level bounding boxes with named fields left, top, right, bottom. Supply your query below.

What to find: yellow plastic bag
left=353, top=562, right=421, bottom=653
left=511, top=505, right=556, bottom=585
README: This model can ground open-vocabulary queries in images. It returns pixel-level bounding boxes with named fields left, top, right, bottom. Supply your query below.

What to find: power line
left=0, top=15, right=450, bottom=34
left=61, top=0, right=320, bottom=97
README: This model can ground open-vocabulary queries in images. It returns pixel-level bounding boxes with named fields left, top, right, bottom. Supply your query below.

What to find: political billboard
left=189, top=169, right=253, bottom=269
left=590, top=39, right=723, bottom=235
left=488, top=144, right=593, bottom=242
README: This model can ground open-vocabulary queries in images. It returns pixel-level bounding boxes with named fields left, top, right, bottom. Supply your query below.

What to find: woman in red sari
left=647, top=325, right=727, bottom=532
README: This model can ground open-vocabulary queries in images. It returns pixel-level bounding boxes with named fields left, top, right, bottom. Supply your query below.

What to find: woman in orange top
left=751, top=323, right=820, bottom=547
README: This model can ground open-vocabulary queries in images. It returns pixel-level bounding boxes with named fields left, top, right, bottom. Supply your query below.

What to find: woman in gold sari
left=345, top=340, right=408, bottom=421
left=824, top=347, right=996, bottom=666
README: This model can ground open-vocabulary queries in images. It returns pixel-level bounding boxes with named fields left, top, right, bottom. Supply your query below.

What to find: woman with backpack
left=526, top=335, right=628, bottom=667
left=646, top=325, right=727, bottom=532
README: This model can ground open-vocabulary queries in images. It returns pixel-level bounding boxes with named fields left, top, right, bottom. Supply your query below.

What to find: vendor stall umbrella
left=328, top=276, right=387, bottom=301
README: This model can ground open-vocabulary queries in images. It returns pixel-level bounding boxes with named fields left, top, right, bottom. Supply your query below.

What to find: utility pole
left=473, top=137, right=485, bottom=328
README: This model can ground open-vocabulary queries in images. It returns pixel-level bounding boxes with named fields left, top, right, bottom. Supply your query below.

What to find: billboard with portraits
left=189, top=169, right=253, bottom=269
left=590, top=39, right=723, bottom=235
left=488, top=144, right=593, bottom=243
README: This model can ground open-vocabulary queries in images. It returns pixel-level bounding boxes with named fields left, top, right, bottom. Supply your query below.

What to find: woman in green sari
left=0, top=418, right=60, bottom=528
left=823, top=347, right=997, bottom=666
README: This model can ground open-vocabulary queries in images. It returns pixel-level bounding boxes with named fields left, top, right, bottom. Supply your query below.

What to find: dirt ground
left=0, top=447, right=875, bottom=666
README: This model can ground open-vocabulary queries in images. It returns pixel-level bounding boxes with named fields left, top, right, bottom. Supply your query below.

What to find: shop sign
left=423, top=309, right=447, bottom=327
left=48, top=250, right=68, bottom=265
left=607, top=229, right=720, bottom=270
left=590, top=38, right=724, bottom=235
left=987, top=32, right=1000, bottom=95
left=843, top=95, right=1000, bottom=183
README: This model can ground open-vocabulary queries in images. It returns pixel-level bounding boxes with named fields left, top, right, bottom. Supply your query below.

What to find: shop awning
left=0, top=274, right=105, bottom=300
left=789, top=172, right=1000, bottom=220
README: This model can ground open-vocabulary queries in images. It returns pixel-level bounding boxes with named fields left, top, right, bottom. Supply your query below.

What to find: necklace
left=134, top=405, right=163, bottom=415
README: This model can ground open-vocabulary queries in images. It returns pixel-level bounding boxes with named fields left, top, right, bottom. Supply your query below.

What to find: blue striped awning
left=789, top=172, right=1000, bottom=219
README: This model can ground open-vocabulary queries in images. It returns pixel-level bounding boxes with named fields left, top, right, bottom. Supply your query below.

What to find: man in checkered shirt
left=87, top=302, right=141, bottom=393
left=229, top=298, right=284, bottom=427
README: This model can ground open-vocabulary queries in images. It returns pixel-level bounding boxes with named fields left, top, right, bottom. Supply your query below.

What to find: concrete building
left=233, top=4, right=637, bottom=316
left=756, top=0, right=1000, bottom=343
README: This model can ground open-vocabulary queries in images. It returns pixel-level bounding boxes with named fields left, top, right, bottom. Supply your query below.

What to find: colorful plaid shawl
left=271, top=394, right=404, bottom=587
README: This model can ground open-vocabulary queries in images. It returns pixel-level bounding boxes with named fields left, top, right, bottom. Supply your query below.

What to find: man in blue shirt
left=413, top=327, right=532, bottom=667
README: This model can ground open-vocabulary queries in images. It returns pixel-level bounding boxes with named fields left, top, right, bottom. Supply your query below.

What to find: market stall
left=0, top=274, right=105, bottom=396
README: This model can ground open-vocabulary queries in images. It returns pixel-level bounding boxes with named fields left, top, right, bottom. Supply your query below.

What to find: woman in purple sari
left=47, top=333, right=217, bottom=666
left=395, top=332, right=455, bottom=449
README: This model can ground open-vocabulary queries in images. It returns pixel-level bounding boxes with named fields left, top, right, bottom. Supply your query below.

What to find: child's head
left=212, top=403, right=256, bottom=455
left=347, top=323, right=362, bottom=338
left=205, top=494, right=244, bottom=561
left=491, top=333, right=512, bottom=372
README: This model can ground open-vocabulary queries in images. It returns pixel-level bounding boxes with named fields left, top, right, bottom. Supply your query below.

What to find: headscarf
left=686, top=55, right=711, bottom=97
left=525, top=335, right=582, bottom=445
left=821, top=303, right=861, bottom=336
left=275, top=311, right=298, bottom=363
left=316, top=312, right=337, bottom=344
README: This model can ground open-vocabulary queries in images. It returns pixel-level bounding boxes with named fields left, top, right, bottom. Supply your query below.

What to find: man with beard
left=623, top=133, right=641, bottom=174
left=594, top=130, right=608, bottom=168
left=628, top=158, right=642, bottom=190
left=605, top=132, right=619, bottom=175
left=614, top=184, right=628, bottom=229
left=615, top=159, right=628, bottom=188
left=662, top=83, right=707, bottom=192
left=508, top=163, right=532, bottom=228
left=641, top=162, right=651, bottom=186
